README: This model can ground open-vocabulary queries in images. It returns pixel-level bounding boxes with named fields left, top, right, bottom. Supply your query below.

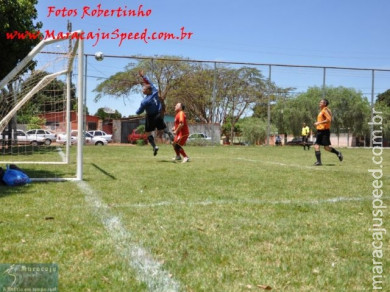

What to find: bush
left=239, top=118, right=275, bottom=145
left=136, top=139, right=146, bottom=146
left=136, top=125, right=145, bottom=133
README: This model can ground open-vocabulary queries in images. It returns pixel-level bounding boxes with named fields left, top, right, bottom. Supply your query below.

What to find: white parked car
left=0, top=129, right=44, bottom=146
left=87, top=130, right=112, bottom=143
left=26, top=129, right=56, bottom=145
left=56, top=130, right=108, bottom=146
left=56, top=131, right=77, bottom=145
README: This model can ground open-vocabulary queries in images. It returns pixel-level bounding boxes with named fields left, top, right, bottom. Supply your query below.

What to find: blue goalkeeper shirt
left=136, top=76, right=162, bottom=116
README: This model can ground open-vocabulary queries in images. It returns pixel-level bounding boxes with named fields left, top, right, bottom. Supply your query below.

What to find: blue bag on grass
left=2, top=165, right=31, bottom=186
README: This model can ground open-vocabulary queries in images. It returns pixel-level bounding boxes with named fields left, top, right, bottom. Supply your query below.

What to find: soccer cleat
left=338, top=152, right=343, bottom=162
left=182, top=157, right=190, bottom=163
left=314, top=161, right=322, bottom=166
left=172, top=156, right=181, bottom=161
left=153, top=146, right=159, bottom=156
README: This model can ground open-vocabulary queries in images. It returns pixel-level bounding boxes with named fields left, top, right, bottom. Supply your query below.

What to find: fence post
left=266, top=65, right=272, bottom=145
left=370, top=69, right=375, bottom=147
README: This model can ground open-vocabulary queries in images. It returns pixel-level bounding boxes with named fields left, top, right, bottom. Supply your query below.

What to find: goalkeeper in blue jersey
left=136, top=70, right=173, bottom=156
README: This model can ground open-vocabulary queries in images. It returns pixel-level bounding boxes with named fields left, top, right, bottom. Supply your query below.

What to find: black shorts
left=315, top=129, right=331, bottom=146
left=302, top=136, right=308, bottom=143
left=145, top=113, right=167, bottom=132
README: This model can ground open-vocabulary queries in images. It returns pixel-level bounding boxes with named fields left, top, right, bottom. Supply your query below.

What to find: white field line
left=76, top=180, right=180, bottom=292
left=108, top=196, right=387, bottom=209
left=236, top=157, right=335, bottom=170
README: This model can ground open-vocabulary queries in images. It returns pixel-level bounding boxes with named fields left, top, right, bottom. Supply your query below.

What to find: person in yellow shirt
left=301, top=122, right=310, bottom=150
left=313, top=99, right=343, bottom=166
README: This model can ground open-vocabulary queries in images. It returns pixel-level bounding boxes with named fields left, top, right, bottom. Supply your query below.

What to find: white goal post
left=0, top=31, right=85, bottom=181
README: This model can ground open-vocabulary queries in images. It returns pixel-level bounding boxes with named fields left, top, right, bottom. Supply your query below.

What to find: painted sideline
left=76, top=180, right=180, bottom=292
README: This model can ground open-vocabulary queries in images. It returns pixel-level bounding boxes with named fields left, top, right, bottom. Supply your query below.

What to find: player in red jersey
left=172, top=103, right=190, bottom=163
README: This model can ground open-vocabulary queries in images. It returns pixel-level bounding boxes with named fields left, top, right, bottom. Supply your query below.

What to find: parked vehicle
left=286, top=137, right=314, bottom=146
left=56, top=131, right=77, bottom=145
left=0, top=129, right=44, bottom=146
left=26, top=129, right=56, bottom=146
left=128, top=129, right=148, bottom=144
left=85, top=132, right=108, bottom=145
left=87, top=130, right=112, bottom=143
left=188, top=133, right=212, bottom=141
left=56, top=131, right=108, bottom=146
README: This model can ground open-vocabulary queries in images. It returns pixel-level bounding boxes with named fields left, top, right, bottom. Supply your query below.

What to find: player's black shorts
left=145, top=113, right=167, bottom=132
left=315, top=129, right=331, bottom=146
left=302, top=136, right=308, bottom=143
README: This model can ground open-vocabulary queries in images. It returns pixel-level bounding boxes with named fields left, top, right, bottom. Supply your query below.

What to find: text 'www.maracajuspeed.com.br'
left=5, top=27, right=194, bottom=47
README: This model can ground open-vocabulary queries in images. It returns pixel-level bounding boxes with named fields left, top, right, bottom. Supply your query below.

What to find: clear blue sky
left=35, top=0, right=390, bottom=116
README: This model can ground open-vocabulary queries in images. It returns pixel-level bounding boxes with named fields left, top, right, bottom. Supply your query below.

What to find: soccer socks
left=148, top=135, right=156, bottom=148
left=330, top=147, right=343, bottom=161
left=174, top=143, right=187, bottom=158
left=315, top=151, right=321, bottom=164
left=330, top=148, right=339, bottom=155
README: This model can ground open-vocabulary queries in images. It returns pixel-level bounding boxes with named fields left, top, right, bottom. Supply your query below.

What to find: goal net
left=0, top=32, right=85, bottom=181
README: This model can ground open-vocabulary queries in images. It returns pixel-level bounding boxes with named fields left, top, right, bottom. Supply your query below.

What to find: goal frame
left=0, top=31, right=85, bottom=181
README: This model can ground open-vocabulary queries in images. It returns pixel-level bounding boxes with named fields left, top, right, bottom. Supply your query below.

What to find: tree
left=252, top=80, right=293, bottom=120
left=0, top=0, right=42, bottom=80
left=94, top=107, right=122, bottom=120
left=94, top=56, right=191, bottom=116
left=168, top=64, right=215, bottom=122
left=272, top=89, right=318, bottom=136
left=272, top=86, right=371, bottom=141
left=375, top=90, right=390, bottom=142
left=220, top=67, right=265, bottom=143
left=376, top=89, right=390, bottom=106
left=239, top=117, right=271, bottom=145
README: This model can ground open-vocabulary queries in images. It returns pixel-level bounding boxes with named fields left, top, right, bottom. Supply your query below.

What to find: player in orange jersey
left=313, top=99, right=343, bottom=165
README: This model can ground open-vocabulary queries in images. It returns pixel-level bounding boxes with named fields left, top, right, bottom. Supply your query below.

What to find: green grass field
left=0, top=145, right=389, bottom=291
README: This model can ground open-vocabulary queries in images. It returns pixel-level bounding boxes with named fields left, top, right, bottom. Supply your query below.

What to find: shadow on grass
left=0, top=145, right=60, bottom=156
left=91, top=163, right=116, bottom=180
left=0, top=183, right=32, bottom=198
left=157, top=159, right=178, bottom=163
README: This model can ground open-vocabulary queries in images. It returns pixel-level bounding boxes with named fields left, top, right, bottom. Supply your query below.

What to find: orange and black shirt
left=316, top=106, right=332, bottom=130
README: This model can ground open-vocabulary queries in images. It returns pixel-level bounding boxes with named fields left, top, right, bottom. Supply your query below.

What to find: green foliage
left=27, top=116, right=46, bottom=130
left=252, top=80, right=294, bottom=120
left=94, top=107, right=122, bottom=119
left=376, top=89, right=390, bottom=106
left=374, top=100, right=390, bottom=140
left=14, top=71, right=76, bottom=124
left=93, top=56, right=191, bottom=116
left=136, top=139, right=146, bottom=146
left=0, top=0, right=42, bottom=80
left=272, top=86, right=371, bottom=137
left=239, top=117, right=272, bottom=145
left=93, top=70, right=140, bottom=101
left=94, top=57, right=273, bottom=125
left=136, top=124, right=145, bottom=134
